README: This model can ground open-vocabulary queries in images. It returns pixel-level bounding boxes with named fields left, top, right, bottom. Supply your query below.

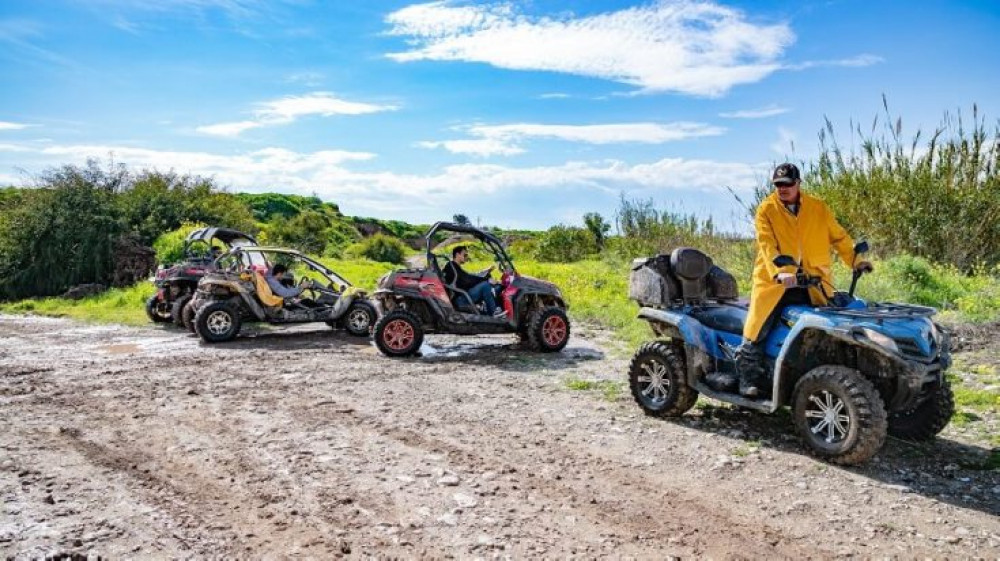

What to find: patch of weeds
left=957, top=449, right=1000, bottom=471
left=563, top=377, right=624, bottom=402
left=731, top=439, right=762, bottom=457
left=950, top=410, right=981, bottom=427
left=877, top=522, right=901, bottom=534
left=952, top=386, right=1000, bottom=411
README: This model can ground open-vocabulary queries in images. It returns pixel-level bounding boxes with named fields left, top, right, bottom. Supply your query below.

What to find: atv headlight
left=929, top=322, right=942, bottom=346
left=859, top=328, right=899, bottom=353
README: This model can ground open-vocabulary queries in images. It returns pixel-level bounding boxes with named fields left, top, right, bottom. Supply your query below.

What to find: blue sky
left=1, top=0, right=998, bottom=231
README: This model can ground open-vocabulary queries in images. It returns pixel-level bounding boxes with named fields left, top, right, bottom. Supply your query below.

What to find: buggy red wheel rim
left=383, top=319, right=415, bottom=351
left=542, top=315, right=567, bottom=347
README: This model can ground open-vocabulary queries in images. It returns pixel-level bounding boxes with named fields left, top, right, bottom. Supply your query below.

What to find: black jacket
left=442, top=261, right=487, bottom=291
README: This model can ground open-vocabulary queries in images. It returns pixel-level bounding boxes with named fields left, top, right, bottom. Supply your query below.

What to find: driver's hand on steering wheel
left=776, top=272, right=797, bottom=288
left=854, top=261, right=874, bottom=274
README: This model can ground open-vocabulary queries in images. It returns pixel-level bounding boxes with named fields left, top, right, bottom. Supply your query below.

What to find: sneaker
left=492, top=308, right=507, bottom=318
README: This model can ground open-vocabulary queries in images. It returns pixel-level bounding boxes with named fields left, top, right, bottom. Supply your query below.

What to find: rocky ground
left=1, top=314, right=998, bottom=559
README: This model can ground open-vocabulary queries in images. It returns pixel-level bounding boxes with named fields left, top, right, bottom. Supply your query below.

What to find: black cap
left=772, top=163, right=800, bottom=185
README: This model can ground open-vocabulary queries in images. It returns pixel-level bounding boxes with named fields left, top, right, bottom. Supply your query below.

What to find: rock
left=480, top=471, right=498, bottom=482
left=437, top=513, right=459, bottom=526
left=437, top=474, right=461, bottom=486
left=945, top=536, right=962, bottom=544
left=453, top=493, right=478, bottom=508
left=885, top=484, right=911, bottom=493
left=62, top=283, right=107, bottom=300
left=43, top=494, right=55, bottom=505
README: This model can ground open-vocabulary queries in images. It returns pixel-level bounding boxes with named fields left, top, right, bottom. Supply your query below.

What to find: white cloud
left=386, top=1, right=794, bottom=96
left=420, top=121, right=724, bottom=156
left=0, top=121, right=33, bottom=131
left=538, top=93, right=570, bottom=99
left=785, top=54, right=883, bottom=71
left=719, top=105, right=790, bottom=119
left=196, top=92, right=398, bottom=137
left=771, top=127, right=797, bottom=156
left=0, top=141, right=760, bottom=217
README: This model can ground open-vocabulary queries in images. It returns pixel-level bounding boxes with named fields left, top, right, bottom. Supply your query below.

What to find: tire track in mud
left=290, top=393, right=822, bottom=559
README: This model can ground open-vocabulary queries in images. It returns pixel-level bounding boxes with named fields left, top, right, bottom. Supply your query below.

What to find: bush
left=810, top=100, right=1000, bottom=271
left=346, top=234, right=408, bottom=264
left=535, top=225, right=597, bottom=262
left=152, top=222, right=206, bottom=265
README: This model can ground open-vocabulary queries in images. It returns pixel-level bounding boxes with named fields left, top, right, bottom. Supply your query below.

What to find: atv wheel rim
left=383, top=319, right=414, bottom=351
left=542, top=315, right=567, bottom=347
left=804, top=390, right=850, bottom=444
left=637, top=359, right=670, bottom=405
left=348, top=308, right=371, bottom=332
left=206, top=310, right=233, bottom=335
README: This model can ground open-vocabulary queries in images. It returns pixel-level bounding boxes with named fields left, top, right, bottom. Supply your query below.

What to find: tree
left=453, top=214, right=471, bottom=226
left=583, top=212, right=611, bottom=249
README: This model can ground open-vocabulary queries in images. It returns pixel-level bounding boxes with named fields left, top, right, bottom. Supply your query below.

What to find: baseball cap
left=772, top=163, right=800, bottom=186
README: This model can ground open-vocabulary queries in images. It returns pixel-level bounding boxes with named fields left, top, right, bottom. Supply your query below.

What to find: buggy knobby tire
left=182, top=299, right=198, bottom=333
left=171, top=293, right=192, bottom=327
left=194, top=301, right=242, bottom=343
left=888, top=379, right=955, bottom=441
left=792, top=365, right=887, bottom=466
left=628, top=341, right=698, bottom=417
left=526, top=306, right=570, bottom=352
left=374, top=310, right=423, bottom=357
left=342, top=300, right=377, bottom=337
left=145, top=295, right=171, bottom=323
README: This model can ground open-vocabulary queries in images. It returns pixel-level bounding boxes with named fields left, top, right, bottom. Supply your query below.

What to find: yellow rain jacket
left=743, top=191, right=856, bottom=341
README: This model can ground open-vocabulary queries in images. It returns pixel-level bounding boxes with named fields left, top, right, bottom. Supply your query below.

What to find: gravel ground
left=1, top=314, right=998, bottom=559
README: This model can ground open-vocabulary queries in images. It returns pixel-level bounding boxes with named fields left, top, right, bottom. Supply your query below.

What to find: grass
left=0, top=282, right=153, bottom=325
left=563, top=376, right=624, bottom=402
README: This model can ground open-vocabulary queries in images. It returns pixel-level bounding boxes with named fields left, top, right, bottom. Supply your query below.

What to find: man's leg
left=738, top=287, right=811, bottom=397
left=468, top=282, right=497, bottom=315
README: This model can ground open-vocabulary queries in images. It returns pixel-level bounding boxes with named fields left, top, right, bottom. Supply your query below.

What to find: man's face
left=455, top=250, right=468, bottom=264
left=274, top=270, right=284, bottom=279
left=774, top=180, right=800, bottom=204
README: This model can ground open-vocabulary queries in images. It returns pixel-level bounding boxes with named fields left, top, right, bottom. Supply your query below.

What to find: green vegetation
left=344, top=233, right=410, bottom=264
left=811, top=100, right=1000, bottom=272
left=0, top=282, right=154, bottom=325
left=563, top=377, right=623, bottom=402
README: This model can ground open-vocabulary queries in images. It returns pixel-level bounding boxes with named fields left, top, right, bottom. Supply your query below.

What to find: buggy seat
left=432, top=254, right=477, bottom=313
left=253, top=271, right=285, bottom=308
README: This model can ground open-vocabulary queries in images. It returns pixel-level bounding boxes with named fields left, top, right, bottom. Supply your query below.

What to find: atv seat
left=253, top=271, right=285, bottom=309
left=689, top=304, right=747, bottom=335
left=433, top=254, right=478, bottom=313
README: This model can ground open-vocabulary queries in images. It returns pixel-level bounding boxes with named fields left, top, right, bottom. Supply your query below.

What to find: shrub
left=346, top=234, right=408, bottom=264
left=535, top=225, right=597, bottom=262
left=152, top=222, right=206, bottom=265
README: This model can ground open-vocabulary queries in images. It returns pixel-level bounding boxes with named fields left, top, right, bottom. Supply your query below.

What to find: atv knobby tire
left=145, top=295, right=171, bottom=323
left=526, top=306, right=570, bottom=352
left=194, top=301, right=242, bottom=343
left=888, top=379, right=955, bottom=441
left=341, top=300, right=377, bottom=337
left=182, top=299, right=198, bottom=333
left=628, top=341, right=698, bottom=417
left=792, top=365, right=887, bottom=466
left=171, top=293, right=192, bottom=327
left=374, top=310, right=423, bottom=357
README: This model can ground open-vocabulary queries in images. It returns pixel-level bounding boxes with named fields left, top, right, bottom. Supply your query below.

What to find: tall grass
left=811, top=99, right=1000, bottom=271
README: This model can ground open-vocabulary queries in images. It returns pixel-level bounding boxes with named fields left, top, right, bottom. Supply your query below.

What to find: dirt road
left=1, top=314, right=998, bottom=558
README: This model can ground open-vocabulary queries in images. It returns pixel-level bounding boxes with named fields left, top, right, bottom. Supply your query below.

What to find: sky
left=1, top=0, right=998, bottom=232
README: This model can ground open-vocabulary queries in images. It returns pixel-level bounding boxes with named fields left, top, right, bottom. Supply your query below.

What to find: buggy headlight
left=859, top=328, right=899, bottom=353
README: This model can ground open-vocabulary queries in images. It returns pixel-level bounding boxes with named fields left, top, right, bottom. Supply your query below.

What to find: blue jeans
left=458, top=282, right=497, bottom=314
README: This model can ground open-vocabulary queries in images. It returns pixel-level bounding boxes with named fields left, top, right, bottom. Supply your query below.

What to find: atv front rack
left=821, top=302, right=936, bottom=319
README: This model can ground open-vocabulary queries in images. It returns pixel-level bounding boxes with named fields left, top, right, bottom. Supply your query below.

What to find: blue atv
left=626, top=244, right=954, bottom=465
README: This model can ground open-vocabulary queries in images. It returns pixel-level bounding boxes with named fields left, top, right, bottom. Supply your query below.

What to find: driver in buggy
left=443, top=245, right=506, bottom=318
left=265, top=263, right=318, bottom=308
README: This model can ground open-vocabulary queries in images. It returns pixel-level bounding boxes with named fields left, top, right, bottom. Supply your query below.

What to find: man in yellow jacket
left=738, top=163, right=872, bottom=397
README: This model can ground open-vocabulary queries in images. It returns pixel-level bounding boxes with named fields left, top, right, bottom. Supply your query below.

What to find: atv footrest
left=694, top=382, right=774, bottom=413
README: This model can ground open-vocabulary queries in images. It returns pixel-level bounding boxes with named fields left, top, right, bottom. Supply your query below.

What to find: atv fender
left=637, top=307, right=714, bottom=353
left=771, top=315, right=917, bottom=411
left=327, top=287, right=365, bottom=320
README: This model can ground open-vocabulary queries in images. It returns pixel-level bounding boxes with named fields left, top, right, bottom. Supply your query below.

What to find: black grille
left=894, top=337, right=936, bottom=363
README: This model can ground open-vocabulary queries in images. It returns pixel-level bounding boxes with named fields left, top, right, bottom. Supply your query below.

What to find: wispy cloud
left=719, top=105, right=790, bottom=119
left=538, top=93, right=571, bottom=100
left=0, top=141, right=759, bottom=216
left=785, top=54, right=884, bottom=71
left=0, top=121, right=34, bottom=131
left=420, top=121, right=725, bottom=157
left=0, top=18, right=77, bottom=68
left=386, top=1, right=794, bottom=97
left=196, top=92, right=399, bottom=137
left=771, top=127, right=797, bottom=156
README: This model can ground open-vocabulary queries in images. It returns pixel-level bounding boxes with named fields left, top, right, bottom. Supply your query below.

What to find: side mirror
left=773, top=255, right=797, bottom=268
left=854, top=241, right=869, bottom=255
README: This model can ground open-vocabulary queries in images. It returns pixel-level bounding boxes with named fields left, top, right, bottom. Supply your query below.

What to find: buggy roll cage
left=425, top=221, right=516, bottom=274
left=184, top=227, right=258, bottom=258
left=220, top=246, right=353, bottom=289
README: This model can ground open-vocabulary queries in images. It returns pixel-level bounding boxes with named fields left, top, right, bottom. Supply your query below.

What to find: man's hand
left=776, top=272, right=797, bottom=288
left=854, top=261, right=874, bottom=274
